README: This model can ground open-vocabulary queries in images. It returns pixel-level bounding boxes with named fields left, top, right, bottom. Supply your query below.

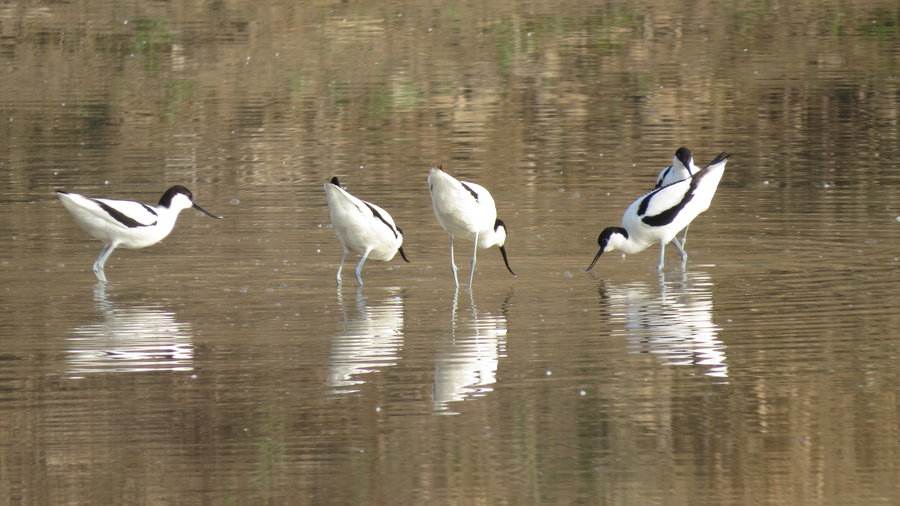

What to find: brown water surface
left=2, top=0, right=900, bottom=504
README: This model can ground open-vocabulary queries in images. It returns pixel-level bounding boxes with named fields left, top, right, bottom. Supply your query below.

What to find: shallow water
left=2, top=0, right=900, bottom=504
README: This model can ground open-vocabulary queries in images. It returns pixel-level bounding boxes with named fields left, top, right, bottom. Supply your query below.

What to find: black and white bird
left=57, top=185, right=222, bottom=282
left=655, top=147, right=699, bottom=189
left=324, top=177, right=409, bottom=287
left=655, top=147, right=701, bottom=246
left=427, top=166, right=515, bottom=289
left=586, top=152, right=730, bottom=272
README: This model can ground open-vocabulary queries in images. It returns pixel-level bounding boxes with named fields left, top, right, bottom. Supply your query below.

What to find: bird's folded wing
left=362, top=200, right=400, bottom=238
left=637, top=179, right=694, bottom=219
left=91, top=198, right=158, bottom=227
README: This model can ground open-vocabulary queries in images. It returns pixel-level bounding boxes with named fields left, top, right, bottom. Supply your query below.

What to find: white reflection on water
left=328, top=287, right=405, bottom=393
left=604, top=271, right=727, bottom=379
left=66, top=284, right=193, bottom=377
left=433, top=290, right=509, bottom=414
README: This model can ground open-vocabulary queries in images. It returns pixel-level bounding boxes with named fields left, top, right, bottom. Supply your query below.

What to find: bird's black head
left=494, top=219, right=516, bottom=276
left=159, top=185, right=193, bottom=207
left=330, top=176, right=341, bottom=187
left=159, top=185, right=222, bottom=218
left=597, top=228, right=610, bottom=249
left=675, top=147, right=693, bottom=168
left=598, top=226, right=629, bottom=251
left=494, top=218, right=508, bottom=243
left=586, top=227, right=628, bottom=272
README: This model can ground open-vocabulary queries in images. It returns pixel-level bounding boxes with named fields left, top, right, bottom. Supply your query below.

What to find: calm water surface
left=2, top=0, right=900, bottom=504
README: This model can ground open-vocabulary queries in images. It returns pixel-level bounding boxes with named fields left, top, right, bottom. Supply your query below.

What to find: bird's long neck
left=154, top=205, right=183, bottom=234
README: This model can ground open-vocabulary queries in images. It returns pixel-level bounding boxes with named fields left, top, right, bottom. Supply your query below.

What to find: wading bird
left=57, top=185, right=222, bottom=282
left=586, top=152, right=730, bottom=272
left=655, top=146, right=701, bottom=247
left=324, top=177, right=409, bottom=287
left=427, top=166, right=515, bottom=288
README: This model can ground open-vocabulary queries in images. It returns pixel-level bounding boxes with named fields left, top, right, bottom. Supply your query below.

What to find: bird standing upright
left=655, top=147, right=698, bottom=189
left=655, top=147, right=701, bottom=247
left=324, top=177, right=409, bottom=287
left=57, top=185, right=222, bottom=282
left=427, top=166, right=515, bottom=289
left=586, top=152, right=730, bottom=272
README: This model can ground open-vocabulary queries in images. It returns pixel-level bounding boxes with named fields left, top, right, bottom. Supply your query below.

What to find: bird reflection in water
left=328, top=287, right=405, bottom=393
left=433, top=289, right=510, bottom=414
left=602, top=270, right=727, bottom=379
left=66, top=283, right=193, bottom=377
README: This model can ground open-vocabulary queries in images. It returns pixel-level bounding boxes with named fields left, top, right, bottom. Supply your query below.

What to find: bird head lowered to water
left=324, top=176, right=409, bottom=287
left=585, top=227, right=629, bottom=272
left=428, top=166, right=516, bottom=288
left=586, top=150, right=730, bottom=272
left=487, top=218, right=516, bottom=276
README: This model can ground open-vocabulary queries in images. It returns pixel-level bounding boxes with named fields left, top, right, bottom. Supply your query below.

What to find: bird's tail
left=705, top=152, right=730, bottom=167
left=686, top=152, right=730, bottom=189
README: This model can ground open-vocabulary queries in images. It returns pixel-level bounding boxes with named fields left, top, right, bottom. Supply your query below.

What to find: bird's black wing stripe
left=655, top=167, right=671, bottom=189
left=641, top=158, right=721, bottom=227
left=637, top=186, right=666, bottom=216
left=141, top=203, right=158, bottom=216
left=364, top=202, right=398, bottom=238
left=706, top=152, right=730, bottom=166
left=460, top=182, right=479, bottom=202
left=640, top=152, right=730, bottom=223
left=92, top=199, right=155, bottom=228
left=641, top=190, right=695, bottom=227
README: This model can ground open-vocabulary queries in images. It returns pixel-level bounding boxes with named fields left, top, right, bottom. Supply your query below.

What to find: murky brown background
left=2, top=0, right=900, bottom=504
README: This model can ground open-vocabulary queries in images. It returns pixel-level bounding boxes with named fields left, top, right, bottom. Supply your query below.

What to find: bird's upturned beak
left=499, top=246, right=516, bottom=276
left=584, top=249, right=603, bottom=272
left=193, top=203, right=223, bottom=219
left=398, top=246, right=410, bottom=263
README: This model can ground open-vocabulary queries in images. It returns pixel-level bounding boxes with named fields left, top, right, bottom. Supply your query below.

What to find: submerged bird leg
left=336, top=248, right=348, bottom=285
left=657, top=242, right=666, bottom=272
left=449, top=286, right=459, bottom=337
left=93, top=243, right=116, bottom=283
left=354, top=249, right=371, bottom=287
left=468, top=232, right=479, bottom=289
left=449, top=237, right=459, bottom=288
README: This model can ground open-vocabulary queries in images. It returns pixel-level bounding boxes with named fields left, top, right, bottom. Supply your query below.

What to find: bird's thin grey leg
left=336, top=248, right=348, bottom=285
left=468, top=232, right=479, bottom=289
left=681, top=225, right=690, bottom=248
left=672, top=237, right=688, bottom=261
left=657, top=242, right=666, bottom=272
left=354, top=249, right=371, bottom=287
left=671, top=237, right=688, bottom=269
left=449, top=237, right=459, bottom=288
left=93, top=243, right=116, bottom=283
